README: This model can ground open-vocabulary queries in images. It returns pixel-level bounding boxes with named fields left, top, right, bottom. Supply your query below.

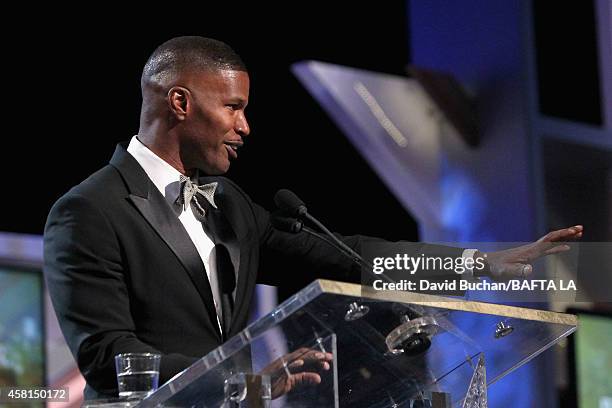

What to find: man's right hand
left=259, top=347, right=333, bottom=399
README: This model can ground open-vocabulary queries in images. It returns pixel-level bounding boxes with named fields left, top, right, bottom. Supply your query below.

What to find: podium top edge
left=315, top=279, right=578, bottom=327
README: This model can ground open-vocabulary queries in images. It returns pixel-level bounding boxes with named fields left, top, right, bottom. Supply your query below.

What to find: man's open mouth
left=224, top=141, right=243, bottom=159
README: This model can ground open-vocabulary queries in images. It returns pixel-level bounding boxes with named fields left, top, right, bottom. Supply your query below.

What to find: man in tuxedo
left=43, top=36, right=583, bottom=400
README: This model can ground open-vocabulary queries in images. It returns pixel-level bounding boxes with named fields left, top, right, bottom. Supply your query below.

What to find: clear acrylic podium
left=137, top=280, right=577, bottom=407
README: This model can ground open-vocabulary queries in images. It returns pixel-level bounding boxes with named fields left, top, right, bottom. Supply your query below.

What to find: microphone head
left=274, top=189, right=307, bottom=216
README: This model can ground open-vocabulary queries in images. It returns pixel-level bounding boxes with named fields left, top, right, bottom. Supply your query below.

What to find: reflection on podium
left=137, top=279, right=576, bottom=407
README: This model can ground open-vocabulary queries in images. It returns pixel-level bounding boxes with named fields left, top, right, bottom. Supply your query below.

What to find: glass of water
left=115, top=353, right=161, bottom=399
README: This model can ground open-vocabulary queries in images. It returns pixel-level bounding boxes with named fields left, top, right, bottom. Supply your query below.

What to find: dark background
left=2, top=1, right=601, bottom=240
left=3, top=5, right=418, bottom=242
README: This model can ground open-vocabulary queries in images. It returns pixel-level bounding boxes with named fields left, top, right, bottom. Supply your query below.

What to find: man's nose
left=235, top=113, right=250, bottom=137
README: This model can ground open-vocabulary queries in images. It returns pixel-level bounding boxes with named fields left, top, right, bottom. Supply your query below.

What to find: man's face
left=180, top=69, right=250, bottom=175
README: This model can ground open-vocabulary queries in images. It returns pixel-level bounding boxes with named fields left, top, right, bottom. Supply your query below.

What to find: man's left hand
left=478, top=225, right=583, bottom=280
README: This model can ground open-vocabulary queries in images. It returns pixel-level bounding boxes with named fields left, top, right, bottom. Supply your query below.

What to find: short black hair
left=142, top=36, right=247, bottom=86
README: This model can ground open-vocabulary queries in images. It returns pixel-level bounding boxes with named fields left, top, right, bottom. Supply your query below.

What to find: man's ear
left=167, top=86, right=190, bottom=120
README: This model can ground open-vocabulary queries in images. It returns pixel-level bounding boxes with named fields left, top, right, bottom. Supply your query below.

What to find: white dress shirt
left=127, top=136, right=224, bottom=331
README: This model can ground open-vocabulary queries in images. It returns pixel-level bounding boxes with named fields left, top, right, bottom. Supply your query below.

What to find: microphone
left=274, top=189, right=307, bottom=217
left=273, top=189, right=371, bottom=270
left=273, top=191, right=426, bottom=355
left=271, top=215, right=303, bottom=233
left=272, top=213, right=362, bottom=262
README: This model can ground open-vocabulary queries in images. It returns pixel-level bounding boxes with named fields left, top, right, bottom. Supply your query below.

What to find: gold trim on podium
left=316, top=279, right=578, bottom=326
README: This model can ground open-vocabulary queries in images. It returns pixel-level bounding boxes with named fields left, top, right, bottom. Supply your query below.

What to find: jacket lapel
left=109, top=143, right=222, bottom=341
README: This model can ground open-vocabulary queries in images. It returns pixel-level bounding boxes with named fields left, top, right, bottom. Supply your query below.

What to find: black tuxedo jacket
left=44, top=143, right=463, bottom=399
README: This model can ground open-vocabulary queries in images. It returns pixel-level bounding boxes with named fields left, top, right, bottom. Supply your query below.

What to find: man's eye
left=226, top=104, right=238, bottom=110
